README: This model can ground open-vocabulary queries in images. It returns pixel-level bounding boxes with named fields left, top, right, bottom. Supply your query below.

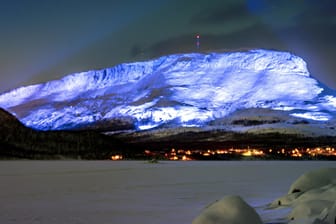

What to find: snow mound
left=192, top=195, right=263, bottom=224
left=0, top=49, right=335, bottom=131
left=288, top=168, right=336, bottom=194
left=270, top=168, right=336, bottom=224
left=194, top=168, right=336, bottom=224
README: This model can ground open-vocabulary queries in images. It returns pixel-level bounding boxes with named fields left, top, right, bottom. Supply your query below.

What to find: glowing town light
left=182, top=155, right=192, bottom=161
left=178, top=149, right=185, bottom=154
left=242, top=151, right=252, bottom=157
left=202, top=152, right=211, bottom=156
left=170, top=156, right=179, bottom=160
left=111, top=155, right=123, bottom=160
left=139, top=147, right=336, bottom=160
left=291, top=153, right=302, bottom=157
left=216, top=150, right=226, bottom=154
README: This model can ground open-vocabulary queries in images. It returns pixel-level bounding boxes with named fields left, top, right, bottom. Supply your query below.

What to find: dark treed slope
left=0, top=108, right=124, bottom=159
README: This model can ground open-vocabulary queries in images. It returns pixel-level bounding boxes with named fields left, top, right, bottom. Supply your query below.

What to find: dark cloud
left=1, top=0, right=336, bottom=93
left=144, top=18, right=336, bottom=88
left=297, top=10, right=336, bottom=27
left=307, top=0, right=336, bottom=15
left=130, top=45, right=143, bottom=58
left=189, top=3, right=254, bottom=25
left=276, top=23, right=336, bottom=87
left=145, top=24, right=286, bottom=58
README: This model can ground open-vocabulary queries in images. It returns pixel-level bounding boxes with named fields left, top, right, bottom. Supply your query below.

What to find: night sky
left=1, top=0, right=336, bottom=93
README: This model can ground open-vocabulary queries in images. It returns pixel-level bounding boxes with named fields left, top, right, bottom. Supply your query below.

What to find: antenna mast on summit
left=196, top=34, right=200, bottom=50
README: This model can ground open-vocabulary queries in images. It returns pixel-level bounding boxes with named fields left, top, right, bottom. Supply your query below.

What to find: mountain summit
left=0, top=49, right=336, bottom=134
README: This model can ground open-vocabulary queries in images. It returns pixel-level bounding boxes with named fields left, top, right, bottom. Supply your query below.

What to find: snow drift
left=194, top=167, right=336, bottom=224
left=270, top=168, right=336, bottom=224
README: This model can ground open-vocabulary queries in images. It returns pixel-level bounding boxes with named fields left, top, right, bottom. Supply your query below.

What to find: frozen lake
left=0, top=161, right=335, bottom=224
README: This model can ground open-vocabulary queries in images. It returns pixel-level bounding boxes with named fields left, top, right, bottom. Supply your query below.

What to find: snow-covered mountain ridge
left=1, top=49, right=336, bottom=131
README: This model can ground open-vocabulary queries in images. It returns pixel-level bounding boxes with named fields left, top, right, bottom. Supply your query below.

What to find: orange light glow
left=182, top=155, right=192, bottom=161
left=111, top=155, right=123, bottom=160
left=242, top=151, right=252, bottom=156
left=170, top=156, right=179, bottom=160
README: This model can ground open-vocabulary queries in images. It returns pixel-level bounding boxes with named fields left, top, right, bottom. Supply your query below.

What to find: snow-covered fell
left=1, top=49, right=336, bottom=131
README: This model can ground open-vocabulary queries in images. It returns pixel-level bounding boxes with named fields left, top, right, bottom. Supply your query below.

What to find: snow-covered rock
left=192, top=168, right=336, bottom=224
left=288, top=168, right=336, bottom=194
left=192, top=195, right=263, bottom=224
left=269, top=168, right=336, bottom=224
left=288, top=200, right=335, bottom=224
left=323, top=202, right=336, bottom=224
left=0, top=49, right=336, bottom=131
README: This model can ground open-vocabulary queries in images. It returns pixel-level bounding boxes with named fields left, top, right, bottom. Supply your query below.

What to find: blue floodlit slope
left=0, top=49, right=336, bottom=131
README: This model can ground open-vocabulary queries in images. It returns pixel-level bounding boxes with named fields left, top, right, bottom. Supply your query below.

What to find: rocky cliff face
left=0, top=49, right=335, bottom=137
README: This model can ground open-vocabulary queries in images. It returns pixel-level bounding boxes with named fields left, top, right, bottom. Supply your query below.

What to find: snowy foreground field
left=0, top=161, right=335, bottom=224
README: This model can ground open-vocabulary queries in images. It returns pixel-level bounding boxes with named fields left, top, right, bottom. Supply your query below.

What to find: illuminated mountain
left=1, top=49, right=336, bottom=136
